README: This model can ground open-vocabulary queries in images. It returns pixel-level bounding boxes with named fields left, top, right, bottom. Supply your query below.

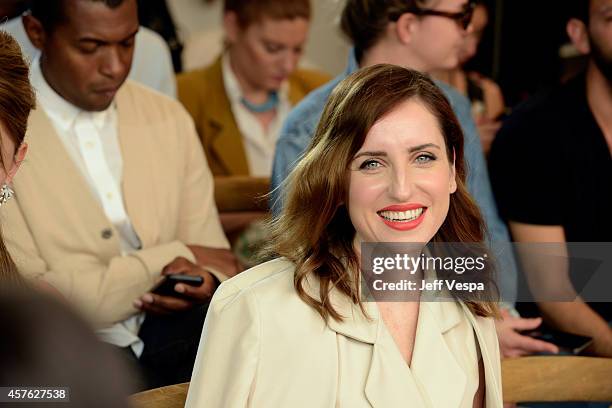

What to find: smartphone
left=152, top=274, right=204, bottom=299
left=523, top=328, right=593, bottom=355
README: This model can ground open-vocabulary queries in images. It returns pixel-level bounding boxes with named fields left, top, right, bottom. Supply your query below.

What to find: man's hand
left=133, top=257, right=218, bottom=315
left=187, top=245, right=243, bottom=278
left=496, top=308, right=559, bottom=358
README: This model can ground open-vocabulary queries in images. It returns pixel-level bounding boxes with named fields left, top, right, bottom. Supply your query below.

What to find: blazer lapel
left=460, top=303, right=503, bottom=407
left=204, top=59, right=249, bottom=176
left=287, top=77, right=304, bottom=106
left=411, top=302, right=468, bottom=408
left=24, top=108, right=111, bottom=233
left=363, top=302, right=429, bottom=408
left=312, top=280, right=428, bottom=408
left=115, top=84, right=159, bottom=246
left=301, top=274, right=479, bottom=407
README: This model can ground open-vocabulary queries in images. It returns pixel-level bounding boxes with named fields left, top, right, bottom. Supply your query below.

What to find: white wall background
left=167, top=0, right=351, bottom=76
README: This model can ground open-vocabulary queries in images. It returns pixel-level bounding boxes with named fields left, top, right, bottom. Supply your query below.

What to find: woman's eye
left=359, top=160, right=382, bottom=170
left=415, top=154, right=436, bottom=164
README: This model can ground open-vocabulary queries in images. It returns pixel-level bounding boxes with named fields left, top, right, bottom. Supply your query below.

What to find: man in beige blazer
left=1, top=0, right=239, bottom=389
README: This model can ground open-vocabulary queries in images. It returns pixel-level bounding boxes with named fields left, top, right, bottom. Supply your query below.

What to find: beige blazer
left=186, top=258, right=503, bottom=407
left=1, top=81, right=229, bottom=328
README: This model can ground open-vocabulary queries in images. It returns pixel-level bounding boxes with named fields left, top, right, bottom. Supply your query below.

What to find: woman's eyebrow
left=408, top=143, right=441, bottom=153
left=353, top=144, right=441, bottom=159
left=353, top=151, right=387, bottom=160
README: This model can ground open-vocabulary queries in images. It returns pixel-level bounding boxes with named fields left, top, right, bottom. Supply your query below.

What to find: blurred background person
left=490, top=0, right=612, bottom=357
left=433, top=0, right=505, bottom=154
left=0, top=290, right=140, bottom=408
left=177, top=0, right=329, bottom=177
left=136, top=0, right=184, bottom=73
left=0, top=30, right=33, bottom=284
left=0, top=28, right=67, bottom=298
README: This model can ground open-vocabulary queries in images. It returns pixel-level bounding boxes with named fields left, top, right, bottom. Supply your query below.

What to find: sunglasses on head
left=389, top=1, right=476, bottom=30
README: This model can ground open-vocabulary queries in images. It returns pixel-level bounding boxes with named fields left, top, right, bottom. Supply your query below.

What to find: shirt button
left=101, top=228, right=113, bottom=239
left=106, top=192, right=113, bottom=200
left=85, top=141, right=95, bottom=149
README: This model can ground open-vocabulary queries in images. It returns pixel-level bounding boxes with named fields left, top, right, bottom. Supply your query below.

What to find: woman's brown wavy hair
left=267, top=64, right=498, bottom=322
left=0, top=31, right=36, bottom=284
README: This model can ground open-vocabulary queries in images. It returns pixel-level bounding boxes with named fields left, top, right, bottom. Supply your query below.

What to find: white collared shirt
left=222, top=54, right=291, bottom=177
left=30, top=58, right=146, bottom=357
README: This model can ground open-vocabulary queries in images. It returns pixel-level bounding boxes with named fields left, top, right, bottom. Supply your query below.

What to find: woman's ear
left=223, top=11, right=241, bottom=44
left=5, top=142, right=28, bottom=185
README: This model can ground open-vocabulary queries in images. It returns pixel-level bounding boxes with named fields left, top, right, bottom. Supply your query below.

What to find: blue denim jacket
left=270, top=50, right=517, bottom=304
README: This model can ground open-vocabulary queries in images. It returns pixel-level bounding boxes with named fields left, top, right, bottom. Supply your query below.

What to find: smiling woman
left=347, top=100, right=457, bottom=243
left=185, top=65, right=503, bottom=408
left=274, top=63, right=495, bottom=320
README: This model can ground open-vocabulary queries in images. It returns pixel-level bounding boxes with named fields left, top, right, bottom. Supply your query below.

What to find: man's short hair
left=224, top=0, right=311, bottom=28
left=29, top=0, right=128, bottom=32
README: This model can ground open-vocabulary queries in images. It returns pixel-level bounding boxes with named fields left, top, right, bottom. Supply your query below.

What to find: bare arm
left=510, top=222, right=612, bottom=357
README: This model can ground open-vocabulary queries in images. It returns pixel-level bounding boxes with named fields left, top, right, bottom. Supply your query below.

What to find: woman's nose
left=388, top=169, right=415, bottom=202
left=279, top=52, right=298, bottom=74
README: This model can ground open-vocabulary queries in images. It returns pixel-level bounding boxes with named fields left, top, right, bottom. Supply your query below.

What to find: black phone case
left=152, top=274, right=204, bottom=299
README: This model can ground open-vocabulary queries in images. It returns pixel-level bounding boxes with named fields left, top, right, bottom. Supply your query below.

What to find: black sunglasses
left=389, top=1, right=476, bottom=30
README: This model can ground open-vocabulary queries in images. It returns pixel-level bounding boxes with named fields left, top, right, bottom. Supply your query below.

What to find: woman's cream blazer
left=186, top=258, right=502, bottom=407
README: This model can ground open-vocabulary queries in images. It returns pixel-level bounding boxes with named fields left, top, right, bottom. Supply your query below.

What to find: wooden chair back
left=130, top=382, right=188, bottom=408
left=130, top=357, right=612, bottom=406
left=214, top=176, right=269, bottom=212
left=502, top=356, right=612, bottom=403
